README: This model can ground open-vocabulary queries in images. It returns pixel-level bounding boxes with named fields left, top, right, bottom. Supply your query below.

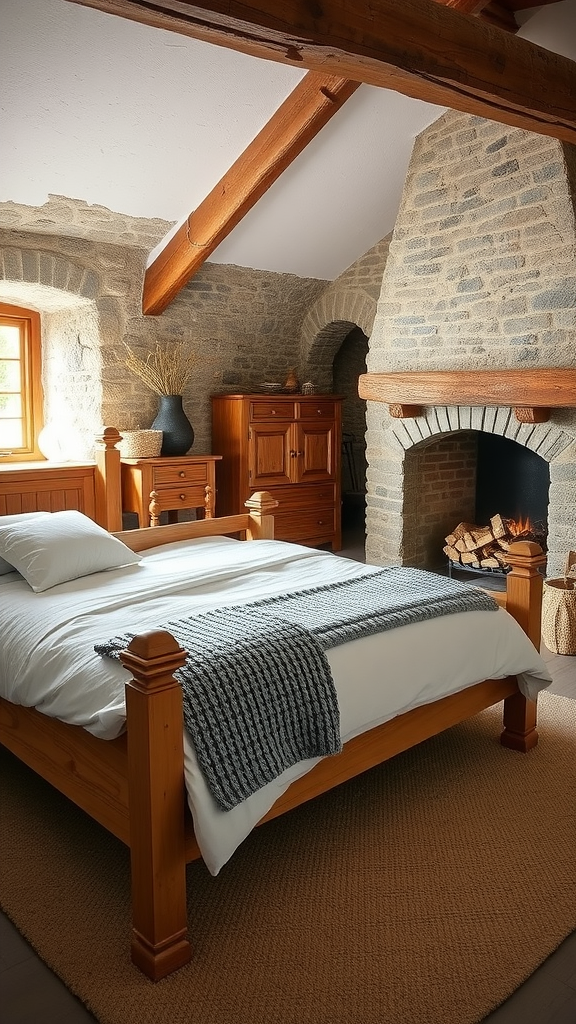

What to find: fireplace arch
left=365, top=404, right=575, bottom=578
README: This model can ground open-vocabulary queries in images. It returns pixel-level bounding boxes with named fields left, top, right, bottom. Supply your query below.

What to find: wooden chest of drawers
left=211, top=393, right=342, bottom=549
left=120, top=455, right=221, bottom=527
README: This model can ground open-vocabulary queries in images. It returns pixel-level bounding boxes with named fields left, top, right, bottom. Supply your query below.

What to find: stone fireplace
left=360, top=108, right=569, bottom=581
left=364, top=404, right=573, bottom=578
left=362, top=110, right=576, bottom=579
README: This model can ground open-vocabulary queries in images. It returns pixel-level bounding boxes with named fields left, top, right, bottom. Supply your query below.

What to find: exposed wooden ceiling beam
left=143, top=0, right=495, bottom=313
left=503, top=0, right=560, bottom=10
left=143, top=1, right=495, bottom=314
left=440, top=0, right=489, bottom=12
left=66, top=0, right=576, bottom=144
left=142, top=73, right=359, bottom=315
left=479, top=2, right=518, bottom=33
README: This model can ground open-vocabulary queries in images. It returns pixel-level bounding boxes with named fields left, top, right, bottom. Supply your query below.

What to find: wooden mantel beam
left=358, top=369, right=576, bottom=423
left=66, top=0, right=576, bottom=144
left=142, top=73, right=359, bottom=316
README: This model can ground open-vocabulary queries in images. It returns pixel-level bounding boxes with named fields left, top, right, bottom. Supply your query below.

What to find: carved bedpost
left=501, top=540, right=547, bottom=753
left=505, top=540, right=547, bottom=649
left=94, top=426, right=123, bottom=532
left=149, top=490, right=161, bottom=528
left=120, top=630, right=192, bottom=981
left=244, top=490, right=279, bottom=540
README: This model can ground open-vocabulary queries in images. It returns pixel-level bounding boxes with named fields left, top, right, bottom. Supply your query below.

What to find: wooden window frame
left=0, top=302, right=44, bottom=462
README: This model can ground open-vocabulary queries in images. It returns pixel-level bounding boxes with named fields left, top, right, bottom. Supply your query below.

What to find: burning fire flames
left=508, top=516, right=533, bottom=537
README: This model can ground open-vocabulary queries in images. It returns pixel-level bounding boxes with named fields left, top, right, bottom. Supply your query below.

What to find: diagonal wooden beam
left=142, top=73, right=359, bottom=315
left=66, top=0, right=576, bottom=144
left=142, top=0, right=503, bottom=313
left=143, top=0, right=492, bottom=313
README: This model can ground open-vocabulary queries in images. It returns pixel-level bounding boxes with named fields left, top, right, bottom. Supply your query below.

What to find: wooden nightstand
left=120, top=455, right=221, bottom=527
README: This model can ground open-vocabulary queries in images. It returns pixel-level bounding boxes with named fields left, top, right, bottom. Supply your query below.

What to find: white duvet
left=0, top=535, right=552, bottom=874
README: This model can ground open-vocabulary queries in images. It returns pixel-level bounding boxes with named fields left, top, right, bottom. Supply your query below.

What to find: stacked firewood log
left=443, top=514, right=535, bottom=571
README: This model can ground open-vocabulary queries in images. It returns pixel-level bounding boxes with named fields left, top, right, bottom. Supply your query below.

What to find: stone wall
left=0, top=199, right=327, bottom=458
left=299, top=235, right=391, bottom=500
left=300, top=236, right=390, bottom=391
left=365, top=111, right=576, bottom=577
left=0, top=195, right=172, bottom=251
left=0, top=200, right=388, bottom=473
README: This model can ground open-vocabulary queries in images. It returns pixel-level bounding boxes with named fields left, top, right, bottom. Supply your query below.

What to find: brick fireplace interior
left=475, top=433, right=549, bottom=535
left=405, top=428, right=550, bottom=573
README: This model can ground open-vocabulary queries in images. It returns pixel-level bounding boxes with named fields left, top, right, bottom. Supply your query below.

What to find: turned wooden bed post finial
left=501, top=540, right=547, bottom=754
left=244, top=490, right=279, bottom=539
left=94, top=426, right=123, bottom=532
left=119, top=630, right=192, bottom=980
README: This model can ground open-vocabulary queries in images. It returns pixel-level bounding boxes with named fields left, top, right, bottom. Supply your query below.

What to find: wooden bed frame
left=0, top=429, right=547, bottom=982
left=0, top=427, right=124, bottom=529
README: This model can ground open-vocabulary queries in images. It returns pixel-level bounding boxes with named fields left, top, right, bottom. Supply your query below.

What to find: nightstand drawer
left=151, top=486, right=207, bottom=512
left=152, top=463, right=209, bottom=488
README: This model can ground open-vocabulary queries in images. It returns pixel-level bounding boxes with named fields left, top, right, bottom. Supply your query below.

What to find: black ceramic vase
left=151, top=394, right=194, bottom=456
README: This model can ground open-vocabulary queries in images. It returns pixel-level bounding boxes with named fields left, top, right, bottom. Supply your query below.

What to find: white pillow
left=0, top=512, right=52, bottom=575
left=0, top=510, right=141, bottom=592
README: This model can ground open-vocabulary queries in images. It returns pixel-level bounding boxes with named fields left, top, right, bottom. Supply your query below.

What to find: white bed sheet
left=0, top=535, right=552, bottom=874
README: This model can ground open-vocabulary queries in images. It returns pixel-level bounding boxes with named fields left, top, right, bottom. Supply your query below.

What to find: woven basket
left=118, top=429, right=163, bottom=459
left=541, top=551, right=576, bottom=655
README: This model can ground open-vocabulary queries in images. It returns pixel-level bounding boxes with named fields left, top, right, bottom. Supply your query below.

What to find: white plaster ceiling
left=1, top=0, right=575, bottom=282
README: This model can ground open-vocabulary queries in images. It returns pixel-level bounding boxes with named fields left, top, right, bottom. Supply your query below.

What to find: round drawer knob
left=180, top=493, right=186, bottom=500
left=179, top=471, right=185, bottom=478
left=318, top=519, right=324, bottom=525
left=271, top=409, right=276, bottom=415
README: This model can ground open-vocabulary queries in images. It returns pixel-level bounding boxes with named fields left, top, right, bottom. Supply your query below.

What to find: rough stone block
left=492, top=159, right=520, bottom=177
left=532, top=281, right=576, bottom=310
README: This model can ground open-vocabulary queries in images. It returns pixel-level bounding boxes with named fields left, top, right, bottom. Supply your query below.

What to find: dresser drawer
left=152, top=462, right=209, bottom=488
left=252, top=483, right=336, bottom=514
left=249, top=400, right=295, bottom=421
left=296, top=400, right=336, bottom=420
left=274, top=505, right=336, bottom=543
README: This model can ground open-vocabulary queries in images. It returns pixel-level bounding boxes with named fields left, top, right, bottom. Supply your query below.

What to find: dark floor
left=1, top=523, right=575, bottom=1024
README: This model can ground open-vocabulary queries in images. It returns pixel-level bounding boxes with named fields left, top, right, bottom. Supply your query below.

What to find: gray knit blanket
left=95, top=568, right=497, bottom=811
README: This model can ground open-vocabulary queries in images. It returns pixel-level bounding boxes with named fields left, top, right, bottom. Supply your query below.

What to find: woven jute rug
left=1, top=692, right=575, bottom=1024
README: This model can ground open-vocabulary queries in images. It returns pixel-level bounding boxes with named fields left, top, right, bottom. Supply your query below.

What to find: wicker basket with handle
left=118, top=429, right=163, bottom=459
left=541, top=551, right=576, bottom=655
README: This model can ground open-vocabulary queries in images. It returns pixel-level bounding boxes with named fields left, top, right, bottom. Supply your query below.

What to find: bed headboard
left=0, top=427, right=123, bottom=531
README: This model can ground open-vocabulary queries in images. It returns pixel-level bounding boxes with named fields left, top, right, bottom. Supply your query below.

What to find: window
left=0, top=303, right=44, bottom=461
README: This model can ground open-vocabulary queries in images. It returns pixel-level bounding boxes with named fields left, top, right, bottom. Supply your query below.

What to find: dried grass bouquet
left=122, top=341, right=197, bottom=396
